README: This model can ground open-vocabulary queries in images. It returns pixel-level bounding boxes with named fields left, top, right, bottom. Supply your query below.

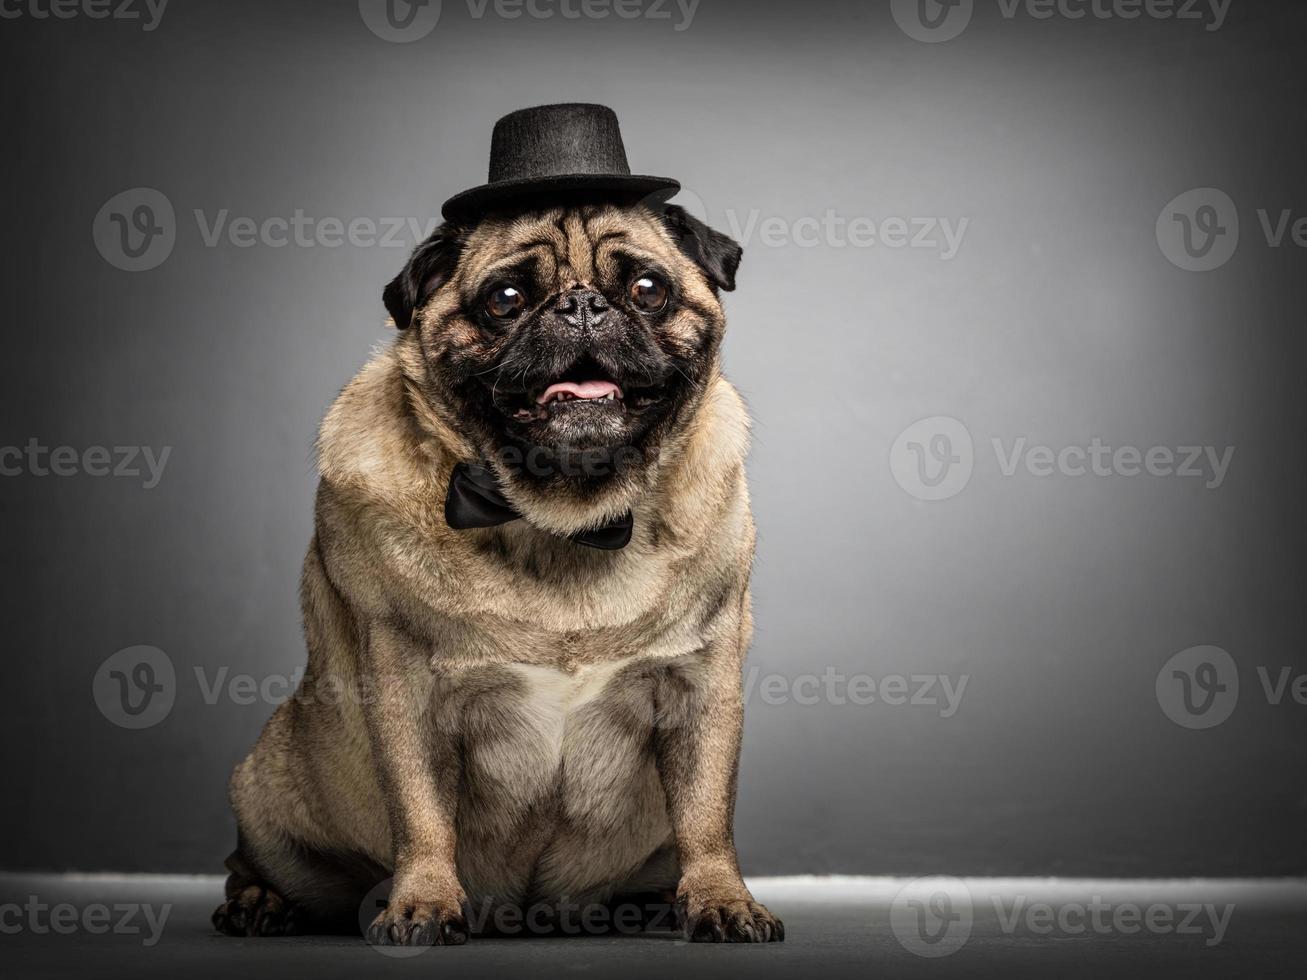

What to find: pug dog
left=212, top=109, right=780, bottom=946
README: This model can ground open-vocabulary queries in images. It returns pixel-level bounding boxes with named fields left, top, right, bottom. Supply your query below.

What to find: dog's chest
left=416, top=623, right=701, bottom=904
left=436, top=653, right=657, bottom=775
left=432, top=650, right=673, bottom=843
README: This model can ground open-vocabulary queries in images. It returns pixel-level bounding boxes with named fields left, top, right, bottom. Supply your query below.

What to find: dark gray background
left=2, top=0, right=1304, bottom=877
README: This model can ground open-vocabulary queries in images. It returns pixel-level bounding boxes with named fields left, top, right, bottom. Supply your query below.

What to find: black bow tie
left=444, top=462, right=633, bottom=551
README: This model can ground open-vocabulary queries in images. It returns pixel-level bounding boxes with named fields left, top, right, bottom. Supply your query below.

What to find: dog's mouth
left=489, top=362, right=669, bottom=425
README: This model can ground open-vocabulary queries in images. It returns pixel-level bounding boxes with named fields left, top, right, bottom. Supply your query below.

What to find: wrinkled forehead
left=455, top=205, right=688, bottom=292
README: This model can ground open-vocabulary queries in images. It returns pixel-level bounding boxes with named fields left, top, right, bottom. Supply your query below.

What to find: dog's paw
left=212, top=883, right=299, bottom=937
left=678, top=895, right=784, bottom=943
left=366, top=897, right=469, bottom=946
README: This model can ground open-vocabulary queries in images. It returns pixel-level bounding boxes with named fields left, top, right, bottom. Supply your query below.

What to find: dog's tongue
left=537, top=380, right=623, bottom=405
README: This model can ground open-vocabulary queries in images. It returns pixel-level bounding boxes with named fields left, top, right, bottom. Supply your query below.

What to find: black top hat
left=441, top=103, right=681, bottom=222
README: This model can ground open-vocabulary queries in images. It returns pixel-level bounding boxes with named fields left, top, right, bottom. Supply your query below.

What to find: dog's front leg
left=361, top=621, right=469, bottom=946
left=655, top=621, right=785, bottom=943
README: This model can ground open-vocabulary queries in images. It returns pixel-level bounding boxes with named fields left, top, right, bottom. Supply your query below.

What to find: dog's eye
left=485, top=285, right=527, bottom=320
left=630, top=275, right=669, bottom=314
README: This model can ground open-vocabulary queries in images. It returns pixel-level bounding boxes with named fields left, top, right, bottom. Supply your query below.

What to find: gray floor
left=1, top=873, right=1304, bottom=980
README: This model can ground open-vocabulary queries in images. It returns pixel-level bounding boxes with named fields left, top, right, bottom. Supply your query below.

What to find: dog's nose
left=555, top=288, right=609, bottom=329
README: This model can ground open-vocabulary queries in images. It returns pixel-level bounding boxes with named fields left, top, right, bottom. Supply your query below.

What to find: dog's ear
left=383, top=223, right=465, bottom=329
left=659, top=204, right=743, bottom=293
